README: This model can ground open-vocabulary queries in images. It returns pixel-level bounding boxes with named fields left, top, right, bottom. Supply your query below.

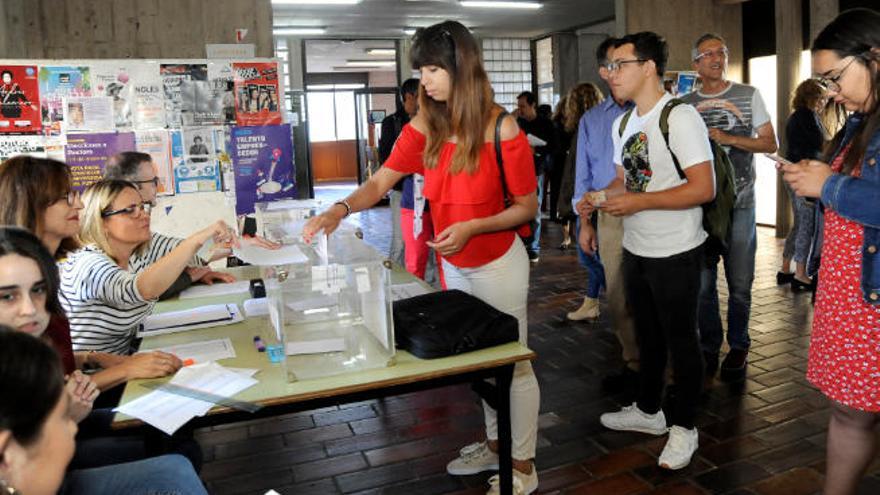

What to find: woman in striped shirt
left=61, top=179, right=237, bottom=356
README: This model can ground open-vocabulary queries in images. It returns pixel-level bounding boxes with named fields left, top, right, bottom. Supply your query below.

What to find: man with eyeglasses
left=680, top=33, right=778, bottom=384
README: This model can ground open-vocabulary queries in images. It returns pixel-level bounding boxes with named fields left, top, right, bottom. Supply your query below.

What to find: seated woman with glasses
left=0, top=157, right=185, bottom=392
left=60, top=179, right=238, bottom=357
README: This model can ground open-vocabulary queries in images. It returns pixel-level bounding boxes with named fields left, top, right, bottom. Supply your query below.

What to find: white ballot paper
left=178, top=280, right=250, bottom=300
left=286, top=338, right=346, bottom=356
left=115, top=362, right=258, bottom=435
left=233, top=243, right=308, bottom=266
left=153, top=338, right=236, bottom=363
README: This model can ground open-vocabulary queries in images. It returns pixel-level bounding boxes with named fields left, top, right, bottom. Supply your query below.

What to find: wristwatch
left=333, top=199, right=352, bottom=218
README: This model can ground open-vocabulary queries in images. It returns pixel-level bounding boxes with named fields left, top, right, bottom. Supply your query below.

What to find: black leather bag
left=393, top=289, right=519, bottom=359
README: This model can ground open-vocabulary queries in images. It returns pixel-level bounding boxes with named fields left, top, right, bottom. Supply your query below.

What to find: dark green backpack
left=618, top=98, right=736, bottom=257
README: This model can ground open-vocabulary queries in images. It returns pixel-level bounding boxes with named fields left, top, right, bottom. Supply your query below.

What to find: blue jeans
left=529, top=173, right=544, bottom=254
left=576, top=217, right=606, bottom=298
left=699, top=207, right=756, bottom=354
left=61, top=454, right=207, bottom=495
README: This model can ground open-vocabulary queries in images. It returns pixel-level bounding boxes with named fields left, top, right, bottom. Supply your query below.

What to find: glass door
left=354, top=87, right=399, bottom=184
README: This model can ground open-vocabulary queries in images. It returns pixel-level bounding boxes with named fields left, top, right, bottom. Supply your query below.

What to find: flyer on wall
left=0, top=136, right=46, bottom=161
left=231, top=124, right=295, bottom=215
left=131, top=63, right=165, bottom=128
left=135, top=130, right=174, bottom=196
left=181, top=62, right=235, bottom=126
left=171, top=128, right=221, bottom=193
left=160, top=64, right=208, bottom=127
left=62, top=96, right=115, bottom=132
left=65, top=132, right=136, bottom=191
left=91, top=63, right=135, bottom=128
left=39, top=66, right=91, bottom=135
left=0, top=65, right=42, bottom=134
left=232, top=62, right=282, bottom=126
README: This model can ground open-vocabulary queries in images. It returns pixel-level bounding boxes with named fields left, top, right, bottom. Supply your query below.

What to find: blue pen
left=253, top=336, right=266, bottom=352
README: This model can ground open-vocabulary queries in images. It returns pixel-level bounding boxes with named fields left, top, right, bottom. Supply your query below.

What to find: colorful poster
left=0, top=65, right=41, bottom=134
left=64, top=132, right=135, bottom=190
left=63, top=96, right=115, bottom=132
left=0, top=136, right=46, bottom=161
left=91, top=63, right=135, bottom=128
left=39, top=66, right=91, bottom=135
left=231, top=124, right=295, bottom=215
left=232, top=62, right=281, bottom=126
left=180, top=62, right=235, bottom=126
left=131, top=63, right=165, bottom=129
left=160, top=64, right=207, bottom=127
left=171, top=127, right=221, bottom=193
left=135, top=130, right=174, bottom=196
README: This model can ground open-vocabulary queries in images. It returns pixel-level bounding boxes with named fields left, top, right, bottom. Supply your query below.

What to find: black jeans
left=623, top=243, right=704, bottom=429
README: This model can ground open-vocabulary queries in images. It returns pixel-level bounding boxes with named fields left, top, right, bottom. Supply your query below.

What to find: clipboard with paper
left=137, top=303, right=244, bottom=337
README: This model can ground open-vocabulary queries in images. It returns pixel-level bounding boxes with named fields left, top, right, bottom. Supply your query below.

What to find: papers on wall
left=232, top=62, right=282, bottom=126
left=178, top=280, right=250, bottom=300
left=0, top=65, right=42, bottom=134
left=62, top=96, right=114, bottom=132
left=153, top=338, right=236, bottom=363
left=0, top=135, right=46, bottom=161
left=231, top=124, right=295, bottom=214
left=391, top=282, right=432, bottom=301
left=65, top=132, right=136, bottom=191
left=160, top=63, right=208, bottom=127
left=138, top=303, right=242, bottom=337
left=233, top=243, right=308, bottom=266
left=130, top=63, right=165, bottom=128
left=286, top=338, right=346, bottom=356
left=38, top=66, right=91, bottom=135
left=115, top=362, right=258, bottom=435
left=91, top=63, right=135, bottom=128
left=135, top=130, right=175, bottom=196
left=171, top=128, right=221, bottom=193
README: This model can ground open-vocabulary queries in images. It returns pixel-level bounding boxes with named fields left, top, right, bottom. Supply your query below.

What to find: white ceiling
left=273, top=0, right=615, bottom=39
left=304, top=39, right=398, bottom=73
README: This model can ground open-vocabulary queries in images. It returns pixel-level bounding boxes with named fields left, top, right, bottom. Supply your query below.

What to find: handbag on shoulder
left=393, top=289, right=519, bottom=359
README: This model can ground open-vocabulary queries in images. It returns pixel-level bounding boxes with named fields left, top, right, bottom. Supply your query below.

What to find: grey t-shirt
left=680, top=82, right=771, bottom=209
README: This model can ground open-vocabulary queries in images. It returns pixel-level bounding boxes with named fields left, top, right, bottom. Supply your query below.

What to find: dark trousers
left=623, top=244, right=704, bottom=429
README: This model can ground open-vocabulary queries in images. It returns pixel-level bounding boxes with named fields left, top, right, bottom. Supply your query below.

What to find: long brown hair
left=410, top=20, right=495, bottom=174
left=564, top=83, right=605, bottom=133
left=0, top=156, right=80, bottom=258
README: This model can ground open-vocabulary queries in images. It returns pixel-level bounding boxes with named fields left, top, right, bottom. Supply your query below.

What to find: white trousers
left=442, top=238, right=540, bottom=460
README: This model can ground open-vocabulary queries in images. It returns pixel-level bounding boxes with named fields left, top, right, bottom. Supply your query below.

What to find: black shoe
left=790, top=277, right=813, bottom=292
left=601, top=367, right=639, bottom=394
left=527, top=250, right=540, bottom=263
left=703, top=351, right=719, bottom=378
left=776, top=271, right=794, bottom=285
left=719, top=349, right=748, bottom=382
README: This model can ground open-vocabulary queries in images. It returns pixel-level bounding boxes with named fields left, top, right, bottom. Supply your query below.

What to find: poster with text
left=231, top=124, right=295, bottom=214
left=130, top=63, right=165, bottom=129
left=39, top=66, right=91, bottom=135
left=171, top=128, right=221, bottom=193
left=65, top=132, right=135, bottom=190
left=0, top=136, right=46, bottom=161
left=63, top=96, right=115, bottom=132
left=135, top=130, right=174, bottom=196
left=232, top=62, right=281, bottom=126
left=179, top=62, right=235, bottom=126
left=160, top=64, right=207, bottom=127
left=0, top=65, right=42, bottom=134
left=91, top=63, right=135, bottom=128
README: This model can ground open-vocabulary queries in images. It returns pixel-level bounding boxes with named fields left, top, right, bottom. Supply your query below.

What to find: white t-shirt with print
left=611, top=93, right=713, bottom=258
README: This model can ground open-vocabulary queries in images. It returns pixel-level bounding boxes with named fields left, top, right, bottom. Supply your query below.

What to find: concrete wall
left=0, top=0, right=274, bottom=59
left=622, top=0, right=744, bottom=81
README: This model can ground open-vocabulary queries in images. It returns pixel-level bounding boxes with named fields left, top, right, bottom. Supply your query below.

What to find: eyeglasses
left=132, top=177, right=160, bottom=188
left=602, top=59, right=647, bottom=73
left=57, top=190, right=81, bottom=207
left=101, top=202, right=153, bottom=218
left=814, top=56, right=856, bottom=93
left=694, top=47, right=729, bottom=61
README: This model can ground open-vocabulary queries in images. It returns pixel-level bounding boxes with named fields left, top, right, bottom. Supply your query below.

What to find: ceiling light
left=273, top=27, right=327, bottom=35
left=461, top=1, right=542, bottom=8
left=403, top=28, right=418, bottom=36
left=366, top=48, right=396, bottom=56
left=346, top=60, right=396, bottom=67
left=272, top=0, right=360, bottom=5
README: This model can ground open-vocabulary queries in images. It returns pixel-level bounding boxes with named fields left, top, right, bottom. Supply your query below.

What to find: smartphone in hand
left=764, top=153, right=793, bottom=167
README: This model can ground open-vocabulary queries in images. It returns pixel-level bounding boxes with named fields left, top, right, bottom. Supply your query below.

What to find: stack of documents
left=138, top=303, right=243, bottom=337
left=153, top=338, right=237, bottom=363
left=178, top=280, right=250, bottom=300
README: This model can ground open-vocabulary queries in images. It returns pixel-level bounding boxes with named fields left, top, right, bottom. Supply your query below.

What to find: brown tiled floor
left=197, top=195, right=880, bottom=494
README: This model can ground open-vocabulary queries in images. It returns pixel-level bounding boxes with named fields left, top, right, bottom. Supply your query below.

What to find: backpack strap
left=618, top=108, right=634, bottom=138
left=494, top=110, right=511, bottom=203
left=658, top=98, right=687, bottom=180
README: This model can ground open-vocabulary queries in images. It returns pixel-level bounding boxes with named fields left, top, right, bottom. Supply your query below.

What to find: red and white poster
left=0, top=65, right=41, bottom=134
left=232, top=62, right=281, bottom=126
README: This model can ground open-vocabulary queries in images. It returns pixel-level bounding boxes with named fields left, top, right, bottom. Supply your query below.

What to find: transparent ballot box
left=254, top=199, right=325, bottom=244
left=262, top=229, right=396, bottom=382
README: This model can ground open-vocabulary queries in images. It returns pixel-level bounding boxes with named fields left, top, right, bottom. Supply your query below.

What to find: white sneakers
left=566, top=296, right=600, bottom=321
left=447, top=442, right=499, bottom=475
left=600, top=403, right=699, bottom=470
left=487, top=468, right=538, bottom=495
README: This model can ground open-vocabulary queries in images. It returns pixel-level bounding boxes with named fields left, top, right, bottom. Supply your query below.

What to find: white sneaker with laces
left=446, top=441, right=499, bottom=475
left=599, top=403, right=668, bottom=435
left=486, top=468, right=538, bottom=495
left=658, top=425, right=699, bottom=470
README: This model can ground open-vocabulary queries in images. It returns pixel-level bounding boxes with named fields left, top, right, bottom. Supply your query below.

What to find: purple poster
left=231, top=124, right=295, bottom=215
left=65, top=132, right=136, bottom=190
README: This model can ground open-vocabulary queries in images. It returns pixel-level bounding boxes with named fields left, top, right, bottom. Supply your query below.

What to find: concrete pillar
left=553, top=33, right=579, bottom=100
left=775, top=0, right=802, bottom=237
left=810, top=0, right=839, bottom=43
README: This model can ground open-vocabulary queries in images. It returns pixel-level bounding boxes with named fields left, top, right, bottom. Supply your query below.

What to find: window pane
left=334, top=91, right=357, bottom=141
left=306, top=92, right=337, bottom=143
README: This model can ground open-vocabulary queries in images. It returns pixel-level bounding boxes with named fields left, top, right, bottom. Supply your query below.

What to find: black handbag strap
left=494, top=110, right=512, bottom=206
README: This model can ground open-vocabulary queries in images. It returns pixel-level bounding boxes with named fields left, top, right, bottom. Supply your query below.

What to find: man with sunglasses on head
left=680, top=34, right=778, bottom=384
